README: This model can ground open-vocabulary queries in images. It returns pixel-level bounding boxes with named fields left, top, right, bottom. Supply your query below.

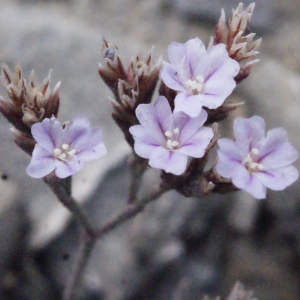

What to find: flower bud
left=211, top=3, right=261, bottom=82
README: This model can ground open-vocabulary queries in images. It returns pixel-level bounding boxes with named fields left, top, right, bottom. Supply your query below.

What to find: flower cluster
left=129, top=96, right=213, bottom=175
left=216, top=116, right=299, bottom=199
left=26, top=116, right=107, bottom=178
left=0, top=2, right=297, bottom=200
left=161, top=38, right=240, bottom=117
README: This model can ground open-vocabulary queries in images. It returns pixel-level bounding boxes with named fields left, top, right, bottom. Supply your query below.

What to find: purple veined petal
left=202, top=75, right=236, bottom=109
left=216, top=139, right=245, bottom=178
left=240, top=173, right=267, bottom=199
left=174, top=92, right=203, bottom=118
left=148, top=147, right=188, bottom=175
left=196, top=44, right=240, bottom=79
left=258, top=128, right=299, bottom=168
left=135, top=97, right=173, bottom=135
left=54, top=156, right=80, bottom=178
left=71, top=126, right=107, bottom=161
left=130, top=125, right=165, bottom=158
left=167, top=41, right=186, bottom=69
left=174, top=109, right=208, bottom=142
left=26, top=145, right=56, bottom=178
left=76, top=143, right=107, bottom=162
left=153, top=96, right=175, bottom=133
left=161, top=62, right=186, bottom=92
left=216, top=154, right=245, bottom=180
left=167, top=39, right=206, bottom=73
left=217, top=138, right=245, bottom=163
left=255, top=166, right=299, bottom=191
left=227, top=163, right=266, bottom=199
left=31, top=117, right=63, bottom=152
left=63, top=116, right=91, bottom=145
left=178, top=127, right=214, bottom=158
left=233, top=116, right=265, bottom=151
left=182, top=38, right=207, bottom=77
left=130, top=125, right=165, bottom=145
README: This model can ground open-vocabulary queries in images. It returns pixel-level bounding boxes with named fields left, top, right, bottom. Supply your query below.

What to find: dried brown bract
left=99, top=38, right=161, bottom=147
left=0, top=64, right=60, bottom=128
left=210, top=3, right=261, bottom=82
left=0, top=64, right=61, bottom=154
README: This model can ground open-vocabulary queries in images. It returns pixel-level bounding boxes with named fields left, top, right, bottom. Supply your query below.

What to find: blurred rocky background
left=0, top=0, right=300, bottom=299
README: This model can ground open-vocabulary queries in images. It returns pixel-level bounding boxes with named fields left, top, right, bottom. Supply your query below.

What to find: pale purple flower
left=216, top=116, right=299, bottom=199
left=161, top=38, right=240, bottom=117
left=26, top=116, right=107, bottom=178
left=129, top=96, right=214, bottom=175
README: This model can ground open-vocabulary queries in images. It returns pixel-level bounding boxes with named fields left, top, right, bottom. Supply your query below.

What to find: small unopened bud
left=10, top=127, right=36, bottom=155
left=205, top=102, right=244, bottom=124
left=212, top=3, right=261, bottom=82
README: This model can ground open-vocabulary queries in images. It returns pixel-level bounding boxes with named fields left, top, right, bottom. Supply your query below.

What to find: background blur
left=0, top=0, right=300, bottom=299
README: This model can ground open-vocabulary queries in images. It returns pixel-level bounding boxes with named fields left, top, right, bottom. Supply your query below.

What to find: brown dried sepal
left=99, top=39, right=161, bottom=148
left=0, top=64, right=60, bottom=128
left=204, top=101, right=244, bottom=125
left=10, top=127, right=36, bottom=155
left=211, top=3, right=261, bottom=82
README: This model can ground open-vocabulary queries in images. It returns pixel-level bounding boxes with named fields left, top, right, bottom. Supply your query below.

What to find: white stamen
left=58, top=153, right=66, bottom=160
left=251, top=148, right=259, bottom=155
left=171, top=141, right=179, bottom=147
left=173, top=127, right=179, bottom=134
left=54, top=148, right=62, bottom=156
left=67, top=149, right=76, bottom=156
left=165, top=131, right=173, bottom=137
left=185, top=75, right=205, bottom=94
left=62, top=143, right=69, bottom=150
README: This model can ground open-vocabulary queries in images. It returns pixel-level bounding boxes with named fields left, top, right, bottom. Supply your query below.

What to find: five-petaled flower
left=26, top=116, right=107, bottom=178
left=129, top=96, right=214, bottom=175
left=161, top=38, right=240, bottom=117
left=216, top=116, right=299, bottom=199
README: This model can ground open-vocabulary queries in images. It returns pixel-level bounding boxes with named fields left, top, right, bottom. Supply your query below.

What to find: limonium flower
left=216, top=116, right=299, bottom=199
left=26, top=116, right=107, bottom=178
left=161, top=38, right=240, bottom=117
left=129, top=96, right=214, bottom=175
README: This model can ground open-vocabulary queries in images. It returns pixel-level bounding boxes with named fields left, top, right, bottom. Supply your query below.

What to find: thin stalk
left=63, top=231, right=96, bottom=300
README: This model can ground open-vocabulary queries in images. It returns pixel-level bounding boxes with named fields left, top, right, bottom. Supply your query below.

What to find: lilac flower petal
left=31, top=117, right=63, bottom=152
left=225, top=164, right=266, bottom=199
left=179, top=127, right=213, bottom=158
left=63, top=116, right=91, bottom=145
left=255, top=166, right=299, bottom=191
left=161, top=62, right=186, bottom=92
left=149, top=147, right=188, bottom=175
left=175, top=109, right=208, bottom=142
left=168, top=38, right=206, bottom=75
left=196, top=44, right=239, bottom=79
left=130, top=125, right=163, bottom=158
left=216, top=155, right=243, bottom=180
left=71, top=127, right=107, bottom=161
left=54, top=156, right=80, bottom=178
left=233, top=116, right=265, bottom=151
left=26, top=146, right=56, bottom=178
left=135, top=96, right=173, bottom=137
left=174, top=93, right=203, bottom=118
left=240, top=173, right=267, bottom=200
left=202, top=75, right=236, bottom=108
left=259, top=128, right=299, bottom=168
left=217, top=139, right=244, bottom=164
left=27, top=116, right=107, bottom=179
left=217, top=116, right=298, bottom=199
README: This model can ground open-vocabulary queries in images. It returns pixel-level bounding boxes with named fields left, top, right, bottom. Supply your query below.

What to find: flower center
left=165, top=128, right=180, bottom=151
left=243, top=148, right=264, bottom=173
left=185, top=75, right=204, bottom=95
left=53, top=143, right=76, bottom=161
